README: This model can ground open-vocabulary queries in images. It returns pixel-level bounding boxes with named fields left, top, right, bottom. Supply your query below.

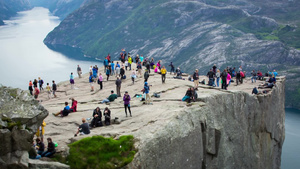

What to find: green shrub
left=67, top=135, right=136, bottom=169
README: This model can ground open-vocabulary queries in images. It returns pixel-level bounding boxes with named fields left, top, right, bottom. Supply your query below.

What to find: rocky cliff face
left=0, top=87, right=48, bottom=169
left=128, top=77, right=285, bottom=169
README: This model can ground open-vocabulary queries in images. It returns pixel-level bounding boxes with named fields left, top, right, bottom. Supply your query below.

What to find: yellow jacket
left=161, top=68, right=167, bottom=74
left=36, top=120, right=46, bottom=137
left=128, top=57, right=132, bottom=64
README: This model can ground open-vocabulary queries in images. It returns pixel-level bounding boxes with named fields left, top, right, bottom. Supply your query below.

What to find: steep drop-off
left=43, top=0, right=300, bottom=108
left=38, top=65, right=285, bottom=169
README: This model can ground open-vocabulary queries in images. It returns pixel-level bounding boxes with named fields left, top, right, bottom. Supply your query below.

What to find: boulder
left=0, top=87, right=48, bottom=169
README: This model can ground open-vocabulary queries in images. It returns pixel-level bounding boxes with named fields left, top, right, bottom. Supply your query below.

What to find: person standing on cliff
left=38, top=77, right=44, bottom=91
left=161, top=66, right=167, bottom=83
left=144, top=82, right=151, bottom=105
left=110, top=61, right=115, bottom=75
left=116, top=77, right=122, bottom=97
left=34, top=86, right=40, bottom=100
left=193, top=69, right=199, bottom=90
left=77, top=65, right=82, bottom=78
left=70, top=72, right=75, bottom=89
left=221, top=69, right=228, bottom=90
left=98, top=73, right=103, bottom=90
left=89, top=72, right=94, bottom=92
left=123, top=91, right=132, bottom=117
left=29, top=80, right=33, bottom=95
left=46, top=83, right=51, bottom=99
left=103, top=57, right=109, bottom=73
left=52, top=80, right=57, bottom=98
left=169, top=62, right=175, bottom=75
left=128, top=54, right=132, bottom=70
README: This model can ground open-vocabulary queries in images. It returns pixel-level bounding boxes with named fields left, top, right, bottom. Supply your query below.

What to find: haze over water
left=0, top=7, right=100, bottom=90
left=0, top=7, right=299, bottom=169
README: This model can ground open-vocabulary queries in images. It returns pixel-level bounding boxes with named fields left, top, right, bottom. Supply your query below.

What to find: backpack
left=122, top=75, right=126, bottom=79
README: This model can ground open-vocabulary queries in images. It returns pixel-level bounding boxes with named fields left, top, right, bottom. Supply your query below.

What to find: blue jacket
left=144, top=85, right=150, bottom=94
left=103, top=59, right=108, bottom=66
left=111, top=63, right=115, bottom=70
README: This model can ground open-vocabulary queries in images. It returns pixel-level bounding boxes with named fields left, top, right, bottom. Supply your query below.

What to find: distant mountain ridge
left=43, top=0, right=300, bottom=108
left=0, top=0, right=31, bottom=25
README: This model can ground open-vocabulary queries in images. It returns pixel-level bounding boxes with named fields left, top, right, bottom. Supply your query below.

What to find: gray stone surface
left=0, top=87, right=48, bottom=169
left=28, top=159, right=70, bottom=169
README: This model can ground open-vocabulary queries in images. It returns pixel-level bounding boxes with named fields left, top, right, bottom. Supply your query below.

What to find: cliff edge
left=38, top=65, right=285, bottom=169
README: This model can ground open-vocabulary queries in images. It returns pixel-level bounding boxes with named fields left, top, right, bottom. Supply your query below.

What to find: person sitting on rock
left=53, top=102, right=70, bottom=117
left=182, top=88, right=193, bottom=103
left=174, top=67, right=182, bottom=79
left=90, top=107, right=102, bottom=128
left=35, top=138, right=45, bottom=155
left=75, top=118, right=90, bottom=136
left=103, top=107, right=111, bottom=125
left=100, top=90, right=118, bottom=104
left=69, top=98, right=77, bottom=112
left=41, top=138, right=56, bottom=157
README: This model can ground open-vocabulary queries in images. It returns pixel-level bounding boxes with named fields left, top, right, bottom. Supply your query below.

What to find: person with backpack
left=144, top=82, right=151, bottom=105
left=90, top=107, right=102, bottom=128
left=103, top=57, right=109, bottom=73
left=123, top=91, right=132, bottom=117
left=89, top=72, right=94, bottom=92
left=221, top=69, right=228, bottom=90
left=106, top=67, right=110, bottom=81
left=38, top=77, right=44, bottom=91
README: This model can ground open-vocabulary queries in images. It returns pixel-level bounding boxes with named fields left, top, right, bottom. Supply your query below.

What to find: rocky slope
left=28, top=0, right=87, bottom=19
left=0, top=0, right=31, bottom=25
left=0, top=87, right=48, bottom=169
left=38, top=64, right=285, bottom=168
left=43, top=0, right=300, bottom=108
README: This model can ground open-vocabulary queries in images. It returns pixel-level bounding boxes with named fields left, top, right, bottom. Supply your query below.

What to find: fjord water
left=0, top=7, right=100, bottom=90
left=0, top=7, right=299, bottom=169
left=282, top=108, right=300, bottom=168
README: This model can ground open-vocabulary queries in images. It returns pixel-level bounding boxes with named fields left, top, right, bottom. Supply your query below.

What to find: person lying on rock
left=100, top=90, right=118, bottom=104
left=69, top=98, right=77, bottom=112
left=53, top=102, right=70, bottom=117
left=75, top=118, right=90, bottom=137
left=41, top=138, right=56, bottom=157
left=104, top=107, right=111, bottom=125
left=90, top=107, right=102, bottom=128
left=258, top=75, right=276, bottom=89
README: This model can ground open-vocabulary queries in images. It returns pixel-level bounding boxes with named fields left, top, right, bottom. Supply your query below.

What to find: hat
left=125, top=91, right=128, bottom=93
left=145, top=82, right=148, bottom=85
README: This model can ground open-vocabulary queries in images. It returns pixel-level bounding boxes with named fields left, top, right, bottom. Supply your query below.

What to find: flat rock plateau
left=38, top=63, right=285, bottom=169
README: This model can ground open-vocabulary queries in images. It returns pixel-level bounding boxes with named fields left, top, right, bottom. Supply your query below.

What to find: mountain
left=28, top=0, right=87, bottom=19
left=44, top=0, right=300, bottom=108
left=0, top=0, right=31, bottom=25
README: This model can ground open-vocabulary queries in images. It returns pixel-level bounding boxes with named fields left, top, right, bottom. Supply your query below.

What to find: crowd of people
left=30, top=48, right=280, bottom=160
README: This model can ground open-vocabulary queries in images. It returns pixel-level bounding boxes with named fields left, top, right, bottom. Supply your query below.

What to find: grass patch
left=67, top=135, right=136, bottom=169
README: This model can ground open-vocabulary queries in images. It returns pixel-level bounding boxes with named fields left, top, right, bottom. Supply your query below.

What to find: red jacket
left=70, top=100, right=77, bottom=112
